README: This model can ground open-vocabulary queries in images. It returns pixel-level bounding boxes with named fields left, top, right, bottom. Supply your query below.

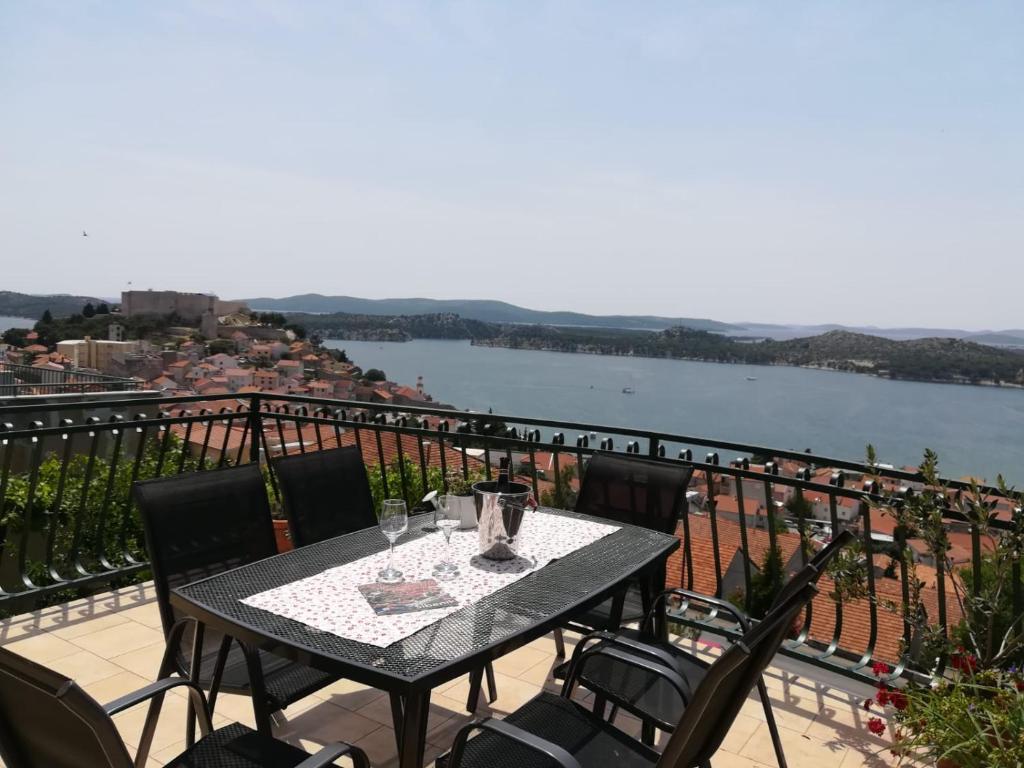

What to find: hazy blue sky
left=1, top=2, right=1021, bottom=328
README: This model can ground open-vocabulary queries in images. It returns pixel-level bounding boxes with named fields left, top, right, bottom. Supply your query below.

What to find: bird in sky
left=82, top=230, right=88, bottom=237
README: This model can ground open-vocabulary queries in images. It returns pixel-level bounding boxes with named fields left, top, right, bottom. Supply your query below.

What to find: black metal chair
left=553, top=453, right=694, bottom=655
left=271, top=446, right=378, bottom=547
left=133, top=464, right=339, bottom=727
left=445, top=582, right=819, bottom=768
left=563, top=529, right=856, bottom=767
left=0, top=636, right=369, bottom=768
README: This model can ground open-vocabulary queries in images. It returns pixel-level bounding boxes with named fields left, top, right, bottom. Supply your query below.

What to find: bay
left=0, top=316, right=35, bottom=332
left=325, top=338, right=1024, bottom=484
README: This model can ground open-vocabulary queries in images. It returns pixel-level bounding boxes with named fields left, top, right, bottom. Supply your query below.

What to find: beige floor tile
left=709, top=753, right=774, bottom=768
left=113, top=688, right=227, bottom=752
left=357, top=693, right=458, bottom=733
left=0, top=619, right=52, bottom=644
left=2, top=630, right=81, bottom=663
left=719, top=712, right=764, bottom=754
left=491, top=646, right=552, bottom=678
left=110, top=640, right=169, bottom=679
left=82, top=670, right=156, bottom=704
left=343, top=726, right=399, bottom=768
left=516, top=655, right=561, bottom=686
left=115, top=602, right=165, bottom=629
left=447, top=671, right=544, bottom=714
left=313, top=676, right=387, bottom=712
left=46, top=610, right=134, bottom=640
left=48, top=649, right=125, bottom=687
left=73, top=621, right=167, bottom=657
left=279, top=699, right=383, bottom=748
left=740, top=722, right=849, bottom=765
left=424, top=696, right=477, bottom=750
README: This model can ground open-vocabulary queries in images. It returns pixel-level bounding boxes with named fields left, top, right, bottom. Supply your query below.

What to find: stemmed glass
left=432, top=495, right=460, bottom=581
left=377, top=499, right=408, bottom=583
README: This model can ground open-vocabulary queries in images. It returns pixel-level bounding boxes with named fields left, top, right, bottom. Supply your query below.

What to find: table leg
left=390, top=692, right=405, bottom=753
left=649, top=562, right=668, bottom=640
left=237, top=641, right=274, bottom=740
left=186, top=621, right=205, bottom=747
left=399, top=689, right=431, bottom=768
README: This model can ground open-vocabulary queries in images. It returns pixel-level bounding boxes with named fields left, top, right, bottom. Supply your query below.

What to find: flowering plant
left=865, top=657, right=1024, bottom=767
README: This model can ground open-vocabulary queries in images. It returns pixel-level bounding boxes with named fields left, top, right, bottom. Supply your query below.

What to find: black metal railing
left=0, top=361, right=143, bottom=396
left=0, top=391, right=1017, bottom=684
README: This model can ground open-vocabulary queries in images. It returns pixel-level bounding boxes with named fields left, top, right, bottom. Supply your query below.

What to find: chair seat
left=567, top=628, right=709, bottom=729
left=163, top=722, right=312, bottom=767
left=451, top=691, right=660, bottom=768
left=189, top=644, right=338, bottom=712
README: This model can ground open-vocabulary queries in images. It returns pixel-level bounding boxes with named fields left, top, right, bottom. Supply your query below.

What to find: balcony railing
left=0, top=391, right=1017, bottom=686
left=0, top=361, right=143, bottom=396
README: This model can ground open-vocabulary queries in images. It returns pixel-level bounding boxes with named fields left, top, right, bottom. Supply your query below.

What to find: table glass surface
left=172, top=507, right=678, bottom=683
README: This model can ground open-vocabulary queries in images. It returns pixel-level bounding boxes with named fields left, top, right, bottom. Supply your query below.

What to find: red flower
left=951, top=648, right=978, bottom=674
left=867, top=717, right=886, bottom=736
left=863, top=698, right=873, bottom=710
left=875, top=687, right=890, bottom=706
left=889, top=690, right=908, bottom=711
left=872, top=661, right=891, bottom=677
left=1015, top=680, right=1024, bottom=692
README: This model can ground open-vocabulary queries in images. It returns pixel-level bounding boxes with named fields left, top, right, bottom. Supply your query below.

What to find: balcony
left=0, top=581, right=885, bottom=767
left=0, top=390, right=1006, bottom=766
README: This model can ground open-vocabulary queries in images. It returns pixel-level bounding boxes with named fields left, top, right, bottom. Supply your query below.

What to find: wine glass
left=432, top=495, right=460, bottom=580
left=377, top=499, right=408, bottom=583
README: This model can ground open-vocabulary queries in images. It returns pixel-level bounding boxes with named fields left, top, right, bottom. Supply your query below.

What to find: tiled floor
left=0, top=583, right=894, bottom=767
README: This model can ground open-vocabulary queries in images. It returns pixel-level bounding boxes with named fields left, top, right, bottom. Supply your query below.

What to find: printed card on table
left=357, top=579, right=458, bottom=616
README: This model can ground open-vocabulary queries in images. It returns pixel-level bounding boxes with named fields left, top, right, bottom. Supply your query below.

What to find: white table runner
left=241, top=512, right=620, bottom=648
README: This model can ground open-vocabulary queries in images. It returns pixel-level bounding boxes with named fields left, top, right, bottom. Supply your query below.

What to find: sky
left=1, top=2, right=1022, bottom=329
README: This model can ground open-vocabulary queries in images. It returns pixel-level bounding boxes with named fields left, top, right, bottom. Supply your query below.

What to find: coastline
left=469, top=339, right=1024, bottom=390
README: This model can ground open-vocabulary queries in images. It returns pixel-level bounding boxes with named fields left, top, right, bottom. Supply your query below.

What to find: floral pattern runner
left=241, top=512, right=620, bottom=648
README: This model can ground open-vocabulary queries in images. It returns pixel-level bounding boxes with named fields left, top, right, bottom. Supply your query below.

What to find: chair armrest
left=103, top=677, right=210, bottom=717
left=569, top=643, right=693, bottom=711
left=294, top=741, right=371, bottom=768
left=449, top=718, right=582, bottom=768
left=562, top=630, right=685, bottom=691
left=644, top=588, right=752, bottom=634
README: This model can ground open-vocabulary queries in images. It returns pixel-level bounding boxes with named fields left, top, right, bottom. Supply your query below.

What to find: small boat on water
left=745, top=376, right=758, bottom=381
left=622, top=386, right=635, bottom=394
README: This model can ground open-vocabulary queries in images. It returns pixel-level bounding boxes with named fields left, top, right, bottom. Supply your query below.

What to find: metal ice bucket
left=471, top=480, right=535, bottom=560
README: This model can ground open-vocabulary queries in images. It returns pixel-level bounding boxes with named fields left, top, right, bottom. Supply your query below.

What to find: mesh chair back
left=0, top=646, right=133, bottom=768
left=133, top=464, right=278, bottom=640
left=657, top=583, right=818, bottom=768
left=575, top=454, right=694, bottom=534
left=271, top=446, right=378, bottom=547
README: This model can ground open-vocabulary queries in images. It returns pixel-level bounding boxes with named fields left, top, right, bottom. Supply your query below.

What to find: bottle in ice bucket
left=472, top=458, right=535, bottom=560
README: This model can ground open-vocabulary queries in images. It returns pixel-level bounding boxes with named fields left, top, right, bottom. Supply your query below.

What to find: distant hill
left=475, top=327, right=1024, bottom=387
left=240, top=294, right=738, bottom=333
left=0, top=291, right=109, bottom=321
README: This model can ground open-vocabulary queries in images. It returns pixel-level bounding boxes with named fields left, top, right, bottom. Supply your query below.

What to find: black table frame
left=170, top=508, right=679, bottom=768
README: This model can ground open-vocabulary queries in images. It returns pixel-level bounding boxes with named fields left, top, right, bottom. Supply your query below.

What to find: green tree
left=540, top=465, right=578, bottom=510
left=2, top=328, right=29, bottom=347
left=284, top=323, right=307, bottom=340
left=364, top=368, right=387, bottom=382
left=207, top=338, right=236, bottom=355
left=40, top=309, right=53, bottom=324
left=82, top=302, right=96, bottom=317
left=747, top=544, right=785, bottom=619
left=96, top=302, right=110, bottom=314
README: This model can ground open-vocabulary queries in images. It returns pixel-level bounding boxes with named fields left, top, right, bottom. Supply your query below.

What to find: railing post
left=248, top=394, right=262, bottom=465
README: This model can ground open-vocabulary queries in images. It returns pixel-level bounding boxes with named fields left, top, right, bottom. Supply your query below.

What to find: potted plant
left=833, top=448, right=1024, bottom=766
left=263, top=467, right=293, bottom=553
left=865, top=656, right=1024, bottom=767
left=444, top=469, right=483, bottom=529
